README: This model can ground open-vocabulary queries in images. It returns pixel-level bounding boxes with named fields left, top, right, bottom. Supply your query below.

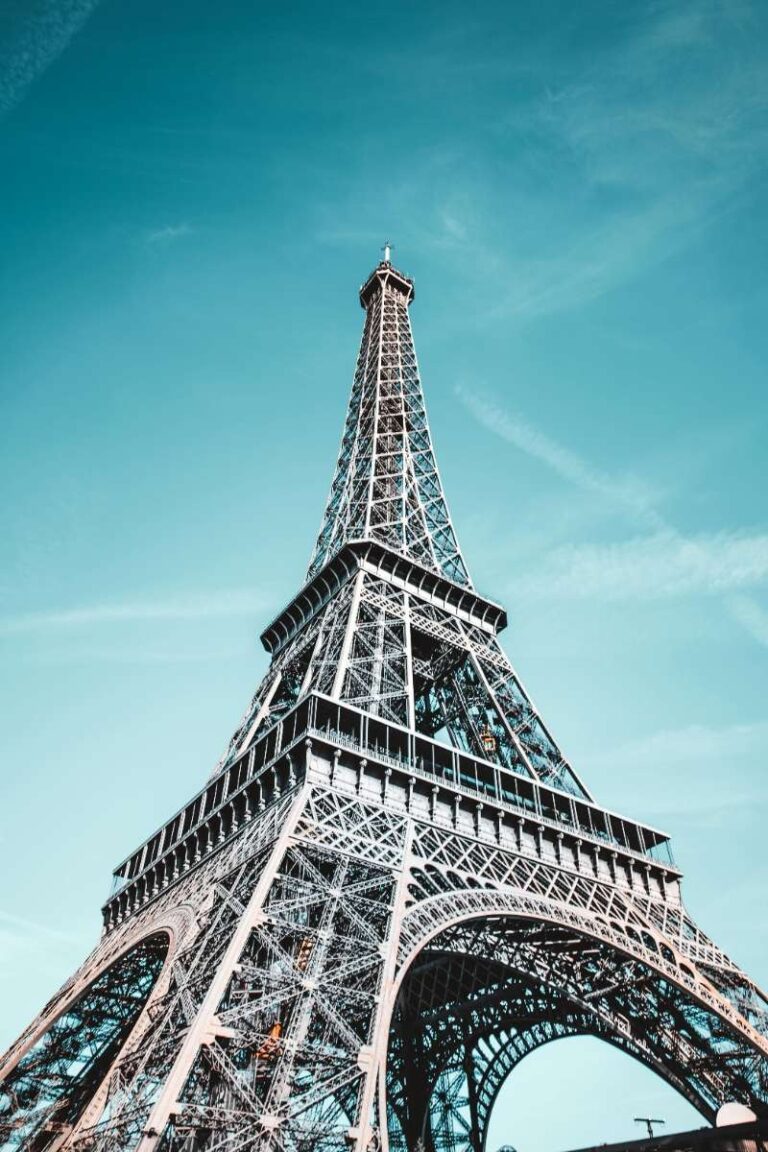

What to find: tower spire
left=308, top=255, right=471, bottom=589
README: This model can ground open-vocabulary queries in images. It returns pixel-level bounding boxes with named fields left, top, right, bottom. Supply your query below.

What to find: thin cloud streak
left=145, top=223, right=193, bottom=245
left=17, top=640, right=255, bottom=667
left=314, top=4, right=767, bottom=328
left=595, top=719, right=768, bottom=768
left=0, top=590, right=269, bottom=636
left=727, top=595, right=768, bottom=647
left=455, top=385, right=664, bottom=528
left=493, top=191, right=727, bottom=323
left=507, top=531, right=768, bottom=602
left=0, top=910, right=77, bottom=943
left=489, top=0, right=768, bottom=322
left=457, top=384, right=768, bottom=645
left=589, top=719, right=768, bottom=822
left=0, top=911, right=84, bottom=984
left=0, top=1, right=101, bottom=116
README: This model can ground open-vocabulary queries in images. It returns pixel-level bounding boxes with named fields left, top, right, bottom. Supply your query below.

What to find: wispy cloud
left=0, top=910, right=85, bottom=989
left=0, top=589, right=268, bottom=637
left=437, top=207, right=468, bottom=243
left=599, top=719, right=768, bottom=770
left=489, top=0, right=768, bottom=320
left=508, top=531, right=768, bottom=602
left=589, top=720, right=768, bottom=822
left=455, top=384, right=663, bottom=529
left=16, top=640, right=255, bottom=667
left=0, top=1, right=101, bottom=116
left=294, top=0, right=766, bottom=328
left=496, top=193, right=730, bottom=322
left=456, top=384, right=768, bottom=644
left=727, top=595, right=768, bottom=647
left=145, top=223, right=193, bottom=245
left=0, top=910, right=76, bottom=943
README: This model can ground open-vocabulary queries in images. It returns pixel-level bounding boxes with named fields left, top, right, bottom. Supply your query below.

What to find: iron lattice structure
left=2, top=257, right=768, bottom=1152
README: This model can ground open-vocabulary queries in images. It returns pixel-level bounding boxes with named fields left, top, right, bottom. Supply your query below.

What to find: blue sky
left=1, top=1, right=767, bottom=1148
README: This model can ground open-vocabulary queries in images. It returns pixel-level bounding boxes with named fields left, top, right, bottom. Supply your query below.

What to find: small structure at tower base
left=563, top=1115, right=768, bottom=1152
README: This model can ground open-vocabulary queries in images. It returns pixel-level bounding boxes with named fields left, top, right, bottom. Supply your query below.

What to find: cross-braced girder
left=217, top=559, right=589, bottom=799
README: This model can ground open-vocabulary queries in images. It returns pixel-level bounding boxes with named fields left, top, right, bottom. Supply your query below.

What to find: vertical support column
left=464, top=1047, right=484, bottom=1152
left=403, top=592, right=416, bottom=730
left=298, top=619, right=328, bottom=697
left=354, top=818, right=415, bottom=1152
left=233, top=672, right=284, bottom=764
left=332, top=568, right=366, bottom=701
left=464, top=639, right=538, bottom=780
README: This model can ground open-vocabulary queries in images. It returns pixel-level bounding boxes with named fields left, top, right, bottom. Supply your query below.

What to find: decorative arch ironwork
left=384, top=897, right=768, bottom=1152
left=0, top=932, right=170, bottom=1152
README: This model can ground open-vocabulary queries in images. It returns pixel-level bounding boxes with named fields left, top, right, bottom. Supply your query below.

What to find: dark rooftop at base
left=563, top=1118, right=768, bottom=1152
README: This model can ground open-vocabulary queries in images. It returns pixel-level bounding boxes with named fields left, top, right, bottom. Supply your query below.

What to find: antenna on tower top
left=381, top=241, right=393, bottom=264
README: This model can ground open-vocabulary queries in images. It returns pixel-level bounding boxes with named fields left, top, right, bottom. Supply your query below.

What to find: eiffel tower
left=2, top=252, right=767, bottom=1152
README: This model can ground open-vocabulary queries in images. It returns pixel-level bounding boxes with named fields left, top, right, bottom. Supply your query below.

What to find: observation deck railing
left=108, top=692, right=675, bottom=905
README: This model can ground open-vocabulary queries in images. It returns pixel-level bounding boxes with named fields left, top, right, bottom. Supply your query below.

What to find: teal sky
left=1, top=2, right=767, bottom=1148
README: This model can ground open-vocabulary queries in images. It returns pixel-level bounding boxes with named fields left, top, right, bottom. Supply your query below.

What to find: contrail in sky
left=456, top=383, right=768, bottom=648
left=0, top=590, right=270, bottom=637
left=0, top=0, right=101, bottom=116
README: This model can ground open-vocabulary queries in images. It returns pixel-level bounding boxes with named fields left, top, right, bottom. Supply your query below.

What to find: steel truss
left=2, top=257, right=767, bottom=1152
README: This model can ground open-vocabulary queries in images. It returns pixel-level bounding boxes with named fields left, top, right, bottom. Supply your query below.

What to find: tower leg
left=106, top=776, right=412, bottom=1152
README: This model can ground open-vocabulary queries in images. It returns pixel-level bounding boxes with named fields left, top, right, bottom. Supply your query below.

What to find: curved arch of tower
left=2, top=256, right=767, bottom=1152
